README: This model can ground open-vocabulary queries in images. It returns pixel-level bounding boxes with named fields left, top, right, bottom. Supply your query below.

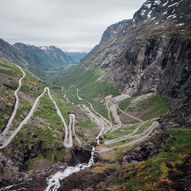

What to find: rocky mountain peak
left=99, top=19, right=131, bottom=45
left=132, top=0, right=190, bottom=31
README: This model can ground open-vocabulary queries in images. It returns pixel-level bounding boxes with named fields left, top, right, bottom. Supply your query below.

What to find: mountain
left=99, top=19, right=131, bottom=45
left=14, top=43, right=75, bottom=69
left=65, top=52, right=87, bottom=63
left=0, top=0, right=191, bottom=190
left=0, top=39, right=77, bottom=82
left=78, top=0, right=191, bottom=126
left=13, top=43, right=55, bottom=70
left=0, top=38, right=28, bottom=68
left=40, top=46, right=75, bottom=65
left=14, top=43, right=77, bottom=82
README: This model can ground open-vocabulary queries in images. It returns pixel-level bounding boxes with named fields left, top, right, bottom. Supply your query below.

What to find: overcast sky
left=0, top=0, right=145, bottom=52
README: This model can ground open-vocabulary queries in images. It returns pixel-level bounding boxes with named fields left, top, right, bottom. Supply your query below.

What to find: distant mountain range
left=0, top=39, right=77, bottom=81
left=0, top=38, right=29, bottom=67
left=14, top=43, right=75, bottom=68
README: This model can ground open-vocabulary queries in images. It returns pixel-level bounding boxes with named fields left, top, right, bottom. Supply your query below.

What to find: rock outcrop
left=99, top=19, right=131, bottom=45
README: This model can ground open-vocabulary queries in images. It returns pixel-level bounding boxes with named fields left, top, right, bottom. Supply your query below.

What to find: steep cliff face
left=99, top=19, right=131, bottom=45
left=80, top=0, right=191, bottom=125
left=157, top=35, right=191, bottom=125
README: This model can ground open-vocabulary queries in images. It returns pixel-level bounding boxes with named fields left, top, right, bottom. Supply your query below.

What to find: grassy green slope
left=0, top=58, right=72, bottom=169
left=59, top=67, right=119, bottom=99
left=118, top=95, right=169, bottom=121
left=0, top=58, right=22, bottom=131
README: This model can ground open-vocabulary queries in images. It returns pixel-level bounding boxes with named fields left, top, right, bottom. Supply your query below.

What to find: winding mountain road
left=105, top=96, right=122, bottom=133
left=106, top=97, right=121, bottom=126
left=71, top=114, right=82, bottom=145
left=104, top=97, right=158, bottom=145
left=78, top=104, right=105, bottom=144
left=105, top=96, right=143, bottom=134
left=0, top=88, right=46, bottom=149
left=0, top=66, right=161, bottom=191
left=0, top=65, right=159, bottom=153
left=0, top=80, right=79, bottom=149
left=98, top=121, right=159, bottom=153
left=46, top=87, right=73, bottom=148
left=75, top=87, right=159, bottom=150
left=76, top=88, right=112, bottom=128
left=0, top=65, right=25, bottom=141
left=104, top=119, right=158, bottom=145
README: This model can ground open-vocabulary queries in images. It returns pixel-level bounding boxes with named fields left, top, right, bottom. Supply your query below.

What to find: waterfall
left=45, top=147, right=95, bottom=191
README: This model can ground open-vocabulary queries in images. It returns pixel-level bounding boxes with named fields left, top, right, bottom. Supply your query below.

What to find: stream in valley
left=45, top=147, right=95, bottom=191
left=44, top=121, right=103, bottom=191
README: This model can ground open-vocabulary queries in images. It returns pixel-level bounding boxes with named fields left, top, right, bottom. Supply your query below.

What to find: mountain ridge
left=79, top=0, right=191, bottom=125
left=0, top=39, right=77, bottom=82
left=40, top=46, right=75, bottom=65
left=14, top=42, right=75, bottom=68
left=0, top=38, right=29, bottom=68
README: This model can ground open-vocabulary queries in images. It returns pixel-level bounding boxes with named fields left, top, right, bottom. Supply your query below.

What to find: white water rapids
left=45, top=147, right=96, bottom=191
left=44, top=116, right=103, bottom=191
